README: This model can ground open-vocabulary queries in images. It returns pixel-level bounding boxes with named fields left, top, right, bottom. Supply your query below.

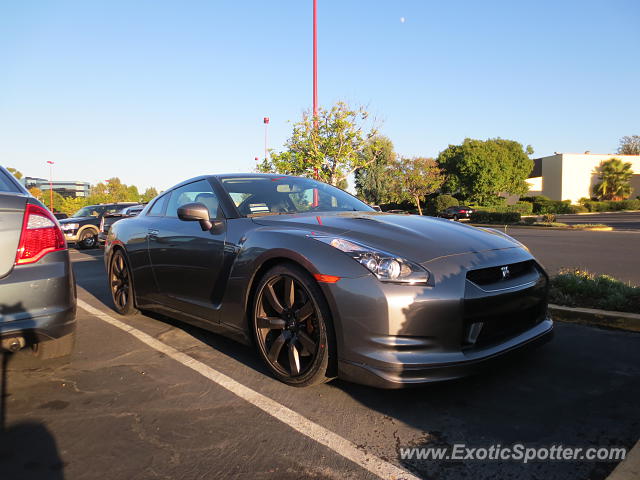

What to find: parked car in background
left=105, top=173, right=552, bottom=388
left=54, top=212, right=69, bottom=220
left=0, top=165, right=76, bottom=358
left=59, top=202, right=138, bottom=249
left=386, top=209, right=410, bottom=215
left=439, top=206, right=474, bottom=221
left=98, top=204, right=145, bottom=245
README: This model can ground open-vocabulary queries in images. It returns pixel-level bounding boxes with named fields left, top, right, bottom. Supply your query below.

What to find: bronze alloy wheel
left=253, top=265, right=333, bottom=386
left=109, top=250, right=138, bottom=315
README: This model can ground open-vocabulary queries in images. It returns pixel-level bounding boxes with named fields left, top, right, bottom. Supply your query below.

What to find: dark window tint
left=0, top=169, right=20, bottom=192
left=148, top=195, right=168, bottom=216
left=165, top=180, right=220, bottom=218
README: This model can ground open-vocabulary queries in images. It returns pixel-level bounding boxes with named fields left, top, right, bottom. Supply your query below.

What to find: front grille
left=466, top=260, right=535, bottom=286
left=471, top=304, right=545, bottom=347
left=463, top=269, right=548, bottom=348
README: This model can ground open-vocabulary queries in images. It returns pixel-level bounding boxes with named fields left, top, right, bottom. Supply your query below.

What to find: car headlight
left=313, top=237, right=429, bottom=284
left=62, top=223, right=79, bottom=230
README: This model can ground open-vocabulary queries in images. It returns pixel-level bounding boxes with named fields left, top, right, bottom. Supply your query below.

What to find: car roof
left=166, top=173, right=302, bottom=192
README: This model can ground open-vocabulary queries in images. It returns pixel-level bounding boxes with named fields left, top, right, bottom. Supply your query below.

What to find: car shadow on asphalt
left=0, top=351, right=65, bottom=479
left=72, top=250, right=273, bottom=379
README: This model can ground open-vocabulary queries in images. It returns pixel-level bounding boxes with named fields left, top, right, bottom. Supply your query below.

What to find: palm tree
left=592, top=158, right=634, bottom=200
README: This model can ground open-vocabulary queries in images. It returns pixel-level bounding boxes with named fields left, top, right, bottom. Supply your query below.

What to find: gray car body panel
left=105, top=174, right=552, bottom=388
left=0, top=165, right=77, bottom=345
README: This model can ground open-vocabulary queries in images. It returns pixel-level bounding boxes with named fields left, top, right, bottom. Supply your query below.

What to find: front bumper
left=61, top=229, right=80, bottom=243
left=0, top=250, right=77, bottom=345
left=338, top=319, right=553, bottom=388
left=323, top=247, right=552, bottom=388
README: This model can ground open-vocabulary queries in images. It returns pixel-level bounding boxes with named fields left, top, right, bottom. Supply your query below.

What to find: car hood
left=251, top=212, right=521, bottom=263
left=59, top=216, right=92, bottom=224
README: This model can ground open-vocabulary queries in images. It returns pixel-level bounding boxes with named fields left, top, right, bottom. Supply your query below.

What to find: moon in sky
left=400, top=17, right=405, bottom=23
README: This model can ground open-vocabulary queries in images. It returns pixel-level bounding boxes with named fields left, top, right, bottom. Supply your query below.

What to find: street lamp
left=263, top=117, right=270, bottom=161
left=46, top=161, right=55, bottom=211
left=312, top=0, right=320, bottom=206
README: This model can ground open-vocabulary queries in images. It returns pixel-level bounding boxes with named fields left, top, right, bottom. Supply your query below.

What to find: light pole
left=312, top=0, right=320, bottom=206
left=46, top=161, right=55, bottom=211
left=263, top=117, right=270, bottom=161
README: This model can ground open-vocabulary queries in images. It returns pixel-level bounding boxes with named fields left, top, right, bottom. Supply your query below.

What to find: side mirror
left=177, top=202, right=214, bottom=231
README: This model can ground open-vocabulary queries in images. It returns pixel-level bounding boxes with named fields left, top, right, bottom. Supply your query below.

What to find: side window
left=148, top=195, right=168, bottom=217
left=0, top=170, right=20, bottom=192
left=165, top=179, right=221, bottom=219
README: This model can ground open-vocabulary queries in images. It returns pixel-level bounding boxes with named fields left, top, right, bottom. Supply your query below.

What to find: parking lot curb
left=470, top=224, right=614, bottom=231
left=606, top=439, right=640, bottom=480
left=549, top=304, right=640, bottom=332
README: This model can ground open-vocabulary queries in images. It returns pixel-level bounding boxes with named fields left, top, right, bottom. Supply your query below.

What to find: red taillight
left=15, top=204, right=66, bottom=265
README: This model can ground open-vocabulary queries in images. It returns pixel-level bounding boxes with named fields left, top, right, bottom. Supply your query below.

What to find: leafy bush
left=472, top=202, right=533, bottom=215
left=567, top=204, right=588, bottom=213
left=549, top=269, right=640, bottom=313
left=519, top=196, right=574, bottom=214
left=470, top=211, right=521, bottom=224
left=581, top=199, right=640, bottom=212
left=433, top=194, right=459, bottom=213
left=542, top=213, right=556, bottom=222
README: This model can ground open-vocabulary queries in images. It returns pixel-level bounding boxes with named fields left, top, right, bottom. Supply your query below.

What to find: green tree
left=7, top=167, right=23, bottom=179
left=141, top=187, right=159, bottom=203
left=617, top=135, right=640, bottom=155
left=438, top=138, right=534, bottom=205
left=354, top=136, right=396, bottom=205
left=257, top=102, right=378, bottom=186
left=390, top=157, right=444, bottom=215
left=592, top=158, right=634, bottom=200
left=28, top=186, right=43, bottom=200
left=59, top=197, right=88, bottom=216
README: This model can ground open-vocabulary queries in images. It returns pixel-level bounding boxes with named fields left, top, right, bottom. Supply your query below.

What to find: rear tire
left=33, top=331, right=76, bottom=360
left=251, top=264, right=335, bottom=387
left=78, top=229, right=98, bottom=249
left=109, top=249, right=139, bottom=316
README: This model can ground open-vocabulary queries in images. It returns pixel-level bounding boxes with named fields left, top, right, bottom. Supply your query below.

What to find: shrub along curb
left=470, top=223, right=613, bottom=231
left=549, top=304, right=640, bottom=332
left=557, top=210, right=640, bottom=216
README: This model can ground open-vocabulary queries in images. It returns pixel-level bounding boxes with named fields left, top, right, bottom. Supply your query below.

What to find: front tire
left=252, top=264, right=335, bottom=387
left=78, top=229, right=98, bottom=249
left=109, top=249, right=138, bottom=316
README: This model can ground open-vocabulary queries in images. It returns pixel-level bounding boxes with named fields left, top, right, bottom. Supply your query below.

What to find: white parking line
left=78, top=299, right=420, bottom=480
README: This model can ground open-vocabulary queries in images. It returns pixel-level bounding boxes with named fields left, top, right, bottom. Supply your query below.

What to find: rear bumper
left=0, top=250, right=77, bottom=344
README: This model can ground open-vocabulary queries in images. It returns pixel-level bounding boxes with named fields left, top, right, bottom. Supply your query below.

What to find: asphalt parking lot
left=556, top=211, right=640, bottom=231
left=508, top=228, right=640, bottom=284
left=1, top=245, right=639, bottom=480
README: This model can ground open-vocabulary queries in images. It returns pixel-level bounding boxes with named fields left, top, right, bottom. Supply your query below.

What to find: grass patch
left=549, top=269, right=640, bottom=313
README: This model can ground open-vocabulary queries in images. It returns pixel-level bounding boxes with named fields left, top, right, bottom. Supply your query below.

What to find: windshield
left=71, top=205, right=123, bottom=218
left=219, top=176, right=373, bottom=216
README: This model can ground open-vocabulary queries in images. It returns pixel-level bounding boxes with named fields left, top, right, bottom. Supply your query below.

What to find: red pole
left=313, top=0, right=318, bottom=127
left=263, top=117, right=270, bottom=161
left=312, top=0, right=320, bottom=205
left=47, top=161, right=55, bottom=211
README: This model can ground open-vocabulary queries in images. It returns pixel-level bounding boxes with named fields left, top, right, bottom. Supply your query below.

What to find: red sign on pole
left=263, top=117, right=270, bottom=124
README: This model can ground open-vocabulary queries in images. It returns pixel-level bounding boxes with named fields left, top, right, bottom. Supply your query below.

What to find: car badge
left=501, top=266, right=510, bottom=280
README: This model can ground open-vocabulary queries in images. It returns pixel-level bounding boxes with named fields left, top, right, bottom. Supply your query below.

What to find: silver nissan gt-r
left=105, top=173, right=552, bottom=388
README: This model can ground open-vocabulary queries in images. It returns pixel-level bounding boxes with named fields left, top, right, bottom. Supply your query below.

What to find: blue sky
left=1, top=0, right=638, bottom=191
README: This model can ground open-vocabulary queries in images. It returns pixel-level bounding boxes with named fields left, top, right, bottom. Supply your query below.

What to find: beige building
left=526, top=152, right=640, bottom=204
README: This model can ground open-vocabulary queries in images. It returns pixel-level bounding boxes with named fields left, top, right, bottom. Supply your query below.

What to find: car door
left=147, top=179, right=226, bottom=322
